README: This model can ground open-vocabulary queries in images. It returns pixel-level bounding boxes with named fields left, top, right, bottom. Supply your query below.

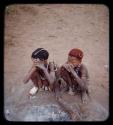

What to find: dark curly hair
left=31, top=48, right=49, bottom=60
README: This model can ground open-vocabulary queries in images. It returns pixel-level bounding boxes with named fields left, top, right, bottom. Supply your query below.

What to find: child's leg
left=42, top=80, right=49, bottom=91
left=61, top=73, right=74, bottom=95
left=31, top=70, right=43, bottom=88
left=60, top=67, right=74, bottom=91
left=79, top=85, right=89, bottom=103
left=49, top=83, right=55, bottom=92
left=30, top=70, right=43, bottom=95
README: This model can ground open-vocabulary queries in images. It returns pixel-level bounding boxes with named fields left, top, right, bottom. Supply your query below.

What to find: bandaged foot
left=45, top=86, right=49, bottom=91
left=29, top=86, right=38, bottom=95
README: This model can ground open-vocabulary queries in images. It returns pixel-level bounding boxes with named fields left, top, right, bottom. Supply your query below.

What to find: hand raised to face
left=62, top=63, right=74, bottom=73
left=32, top=58, right=46, bottom=70
left=36, top=63, right=46, bottom=71
left=49, top=62, right=55, bottom=71
left=49, top=61, right=58, bottom=72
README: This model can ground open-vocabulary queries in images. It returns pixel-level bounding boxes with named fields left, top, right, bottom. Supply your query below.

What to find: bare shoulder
left=80, top=63, right=88, bottom=71
left=80, top=63, right=89, bottom=79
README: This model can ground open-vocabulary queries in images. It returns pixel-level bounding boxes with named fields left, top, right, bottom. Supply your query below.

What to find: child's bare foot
left=48, top=87, right=53, bottom=92
left=42, top=85, right=45, bottom=89
left=68, top=91, right=75, bottom=96
left=39, top=88, right=44, bottom=92
left=82, top=93, right=88, bottom=104
left=29, top=86, right=38, bottom=95
left=68, top=88, right=75, bottom=96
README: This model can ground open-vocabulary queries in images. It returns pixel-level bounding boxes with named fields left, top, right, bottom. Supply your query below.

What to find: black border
left=0, top=0, right=111, bottom=124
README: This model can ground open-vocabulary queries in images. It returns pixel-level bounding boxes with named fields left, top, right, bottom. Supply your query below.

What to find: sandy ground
left=4, top=4, right=109, bottom=121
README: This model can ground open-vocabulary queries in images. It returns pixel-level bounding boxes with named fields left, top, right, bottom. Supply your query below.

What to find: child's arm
left=43, top=69, right=56, bottom=84
left=71, top=68, right=89, bottom=90
left=23, top=65, right=37, bottom=84
left=63, top=64, right=88, bottom=89
left=71, top=70, right=85, bottom=88
left=36, top=63, right=56, bottom=84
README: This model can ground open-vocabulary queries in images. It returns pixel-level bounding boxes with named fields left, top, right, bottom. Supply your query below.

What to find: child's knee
left=31, top=71, right=40, bottom=80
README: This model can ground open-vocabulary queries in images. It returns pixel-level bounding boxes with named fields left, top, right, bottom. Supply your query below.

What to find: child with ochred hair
left=60, top=48, right=90, bottom=103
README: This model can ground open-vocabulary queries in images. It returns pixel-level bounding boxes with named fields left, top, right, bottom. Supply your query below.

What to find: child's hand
left=36, top=63, right=46, bottom=71
left=49, top=62, right=56, bottom=72
left=33, top=59, right=40, bottom=66
left=32, top=58, right=45, bottom=68
left=62, top=64, right=74, bottom=73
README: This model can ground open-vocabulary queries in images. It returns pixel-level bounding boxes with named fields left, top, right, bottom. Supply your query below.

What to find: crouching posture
left=23, top=48, right=57, bottom=96
left=59, top=48, right=90, bottom=103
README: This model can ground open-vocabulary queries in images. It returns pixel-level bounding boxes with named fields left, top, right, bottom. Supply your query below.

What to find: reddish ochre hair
left=68, top=48, right=84, bottom=61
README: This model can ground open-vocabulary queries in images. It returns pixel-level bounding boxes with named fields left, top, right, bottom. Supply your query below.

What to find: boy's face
left=31, top=57, right=47, bottom=64
left=67, top=56, right=81, bottom=67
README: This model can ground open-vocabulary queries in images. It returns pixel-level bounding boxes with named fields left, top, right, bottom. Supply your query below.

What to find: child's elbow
left=23, top=76, right=29, bottom=84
